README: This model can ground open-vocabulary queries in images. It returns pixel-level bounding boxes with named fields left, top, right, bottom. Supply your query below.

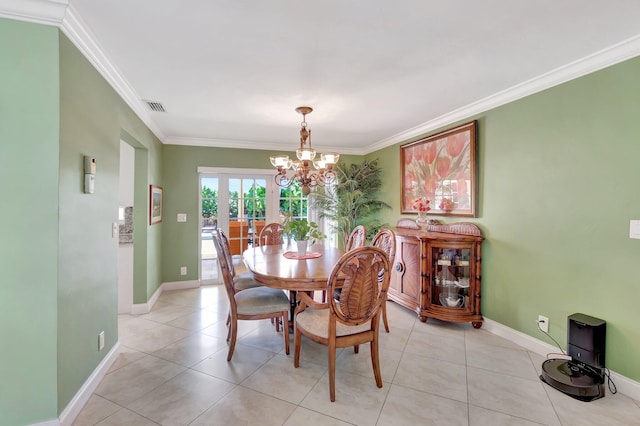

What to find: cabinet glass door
left=431, top=246, right=471, bottom=309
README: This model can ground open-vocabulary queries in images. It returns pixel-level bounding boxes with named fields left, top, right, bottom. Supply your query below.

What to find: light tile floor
left=73, top=285, right=640, bottom=425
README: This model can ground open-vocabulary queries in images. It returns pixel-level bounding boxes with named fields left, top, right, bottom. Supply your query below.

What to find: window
left=279, top=185, right=308, bottom=222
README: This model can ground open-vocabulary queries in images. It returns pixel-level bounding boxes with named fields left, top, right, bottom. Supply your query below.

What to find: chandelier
left=270, top=106, right=340, bottom=195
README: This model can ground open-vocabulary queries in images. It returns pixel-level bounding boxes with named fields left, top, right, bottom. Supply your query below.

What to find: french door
left=198, top=168, right=280, bottom=282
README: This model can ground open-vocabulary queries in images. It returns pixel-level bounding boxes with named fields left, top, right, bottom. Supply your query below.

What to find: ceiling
left=6, top=1, right=640, bottom=154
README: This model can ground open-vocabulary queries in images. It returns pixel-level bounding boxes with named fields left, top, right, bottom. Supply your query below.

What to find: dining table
left=242, top=242, right=345, bottom=324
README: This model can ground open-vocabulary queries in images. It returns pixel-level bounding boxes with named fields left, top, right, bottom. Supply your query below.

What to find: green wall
left=58, top=33, right=164, bottom=411
left=161, top=145, right=361, bottom=282
left=0, top=19, right=59, bottom=425
left=0, top=18, right=165, bottom=423
left=369, top=56, right=640, bottom=381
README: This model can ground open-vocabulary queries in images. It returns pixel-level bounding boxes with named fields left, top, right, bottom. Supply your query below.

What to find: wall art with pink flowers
left=400, top=121, right=477, bottom=217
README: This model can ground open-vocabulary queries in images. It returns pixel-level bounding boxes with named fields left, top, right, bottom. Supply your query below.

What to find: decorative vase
left=415, top=211, right=429, bottom=230
left=296, top=240, right=309, bottom=256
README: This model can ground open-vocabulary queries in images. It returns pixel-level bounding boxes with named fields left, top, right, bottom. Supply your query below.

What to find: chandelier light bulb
left=321, top=152, right=340, bottom=165
left=312, top=159, right=326, bottom=171
left=270, top=155, right=291, bottom=169
left=296, top=148, right=316, bottom=161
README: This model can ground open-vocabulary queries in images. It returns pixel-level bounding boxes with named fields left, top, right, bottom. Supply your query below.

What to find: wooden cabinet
left=389, top=219, right=484, bottom=328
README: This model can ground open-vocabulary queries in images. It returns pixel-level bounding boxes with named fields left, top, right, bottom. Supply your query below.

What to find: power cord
left=536, top=320, right=617, bottom=394
left=537, top=319, right=565, bottom=355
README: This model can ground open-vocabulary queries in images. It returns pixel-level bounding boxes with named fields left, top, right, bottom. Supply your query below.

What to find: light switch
left=177, top=213, right=187, bottom=222
left=112, top=222, right=118, bottom=238
left=630, top=220, right=640, bottom=239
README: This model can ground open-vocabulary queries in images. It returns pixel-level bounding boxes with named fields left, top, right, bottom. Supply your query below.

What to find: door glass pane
left=201, top=177, right=219, bottom=281
left=228, top=178, right=268, bottom=255
left=243, top=178, right=267, bottom=245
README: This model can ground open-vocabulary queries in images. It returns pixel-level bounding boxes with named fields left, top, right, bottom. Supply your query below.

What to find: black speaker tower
left=540, top=313, right=606, bottom=401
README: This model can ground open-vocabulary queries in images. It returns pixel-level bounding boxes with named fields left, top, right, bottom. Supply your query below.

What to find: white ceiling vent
left=143, top=100, right=166, bottom=113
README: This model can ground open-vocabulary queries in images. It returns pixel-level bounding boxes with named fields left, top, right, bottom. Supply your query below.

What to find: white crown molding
left=165, top=136, right=363, bottom=155
left=365, top=34, right=640, bottom=154
left=59, top=5, right=167, bottom=143
left=0, top=0, right=67, bottom=25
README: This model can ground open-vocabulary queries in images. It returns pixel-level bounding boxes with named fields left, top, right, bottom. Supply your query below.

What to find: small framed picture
left=149, top=185, right=163, bottom=225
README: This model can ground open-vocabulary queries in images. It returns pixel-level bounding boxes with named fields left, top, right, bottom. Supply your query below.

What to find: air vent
left=143, top=100, right=166, bottom=113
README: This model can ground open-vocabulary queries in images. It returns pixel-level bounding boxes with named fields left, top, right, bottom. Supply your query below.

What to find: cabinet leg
left=472, top=321, right=482, bottom=329
left=419, top=315, right=427, bottom=323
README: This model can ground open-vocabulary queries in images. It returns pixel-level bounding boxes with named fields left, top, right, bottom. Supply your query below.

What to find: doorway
left=118, top=140, right=135, bottom=313
left=198, top=168, right=281, bottom=282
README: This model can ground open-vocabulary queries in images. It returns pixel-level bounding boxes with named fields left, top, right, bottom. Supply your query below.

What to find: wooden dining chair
left=325, top=225, right=367, bottom=302
left=217, top=230, right=260, bottom=292
left=218, top=229, right=284, bottom=330
left=294, top=246, right=390, bottom=401
left=371, top=228, right=396, bottom=333
left=256, top=222, right=286, bottom=328
left=213, top=233, right=290, bottom=361
left=345, top=224, right=367, bottom=251
left=257, top=222, right=284, bottom=246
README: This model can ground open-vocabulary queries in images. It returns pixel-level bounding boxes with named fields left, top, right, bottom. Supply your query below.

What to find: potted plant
left=310, top=159, right=390, bottom=249
left=284, top=219, right=325, bottom=256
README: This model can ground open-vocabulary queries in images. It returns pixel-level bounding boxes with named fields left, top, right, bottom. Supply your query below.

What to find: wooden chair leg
left=370, top=338, right=383, bottom=388
left=382, top=300, right=390, bottom=333
left=282, top=313, right=290, bottom=355
left=329, top=341, right=337, bottom=402
left=293, top=326, right=302, bottom=367
left=354, top=344, right=359, bottom=353
left=227, top=319, right=238, bottom=361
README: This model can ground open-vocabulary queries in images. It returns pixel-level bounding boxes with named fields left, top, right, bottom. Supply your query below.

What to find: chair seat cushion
left=233, top=272, right=261, bottom=291
left=235, top=286, right=290, bottom=316
left=296, top=308, right=371, bottom=338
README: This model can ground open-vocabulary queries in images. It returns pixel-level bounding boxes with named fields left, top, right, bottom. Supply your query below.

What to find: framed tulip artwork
left=401, top=121, right=478, bottom=217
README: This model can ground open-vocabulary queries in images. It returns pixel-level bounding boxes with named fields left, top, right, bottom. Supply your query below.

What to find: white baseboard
left=58, top=280, right=199, bottom=424
left=130, top=280, right=200, bottom=314
left=483, top=317, right=640, bottom=401
left=57, top=342, right=121, bottom=426
left=162, top=279, right=201, bottom=291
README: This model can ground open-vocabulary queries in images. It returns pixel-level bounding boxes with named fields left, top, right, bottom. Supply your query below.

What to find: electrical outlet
left=98, top=331, right=105, bottom=351
left=180, top=266, right=187, bottom=275
left=538, top=315, right=549, bottom=333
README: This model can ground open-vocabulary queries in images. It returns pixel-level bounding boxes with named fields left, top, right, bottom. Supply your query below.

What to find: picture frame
left=401, top=120, right=477, bottom=217
left=149, top=185, right=163, bottom=225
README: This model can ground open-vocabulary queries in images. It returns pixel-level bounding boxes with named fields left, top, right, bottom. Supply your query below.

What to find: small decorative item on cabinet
left=412, top=197, right=431, bottom=230
left=388, top=218, right=484, bottom=328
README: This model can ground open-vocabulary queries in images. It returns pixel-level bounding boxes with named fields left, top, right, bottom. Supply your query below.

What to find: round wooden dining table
left=242, top=243, right=345, bottom=323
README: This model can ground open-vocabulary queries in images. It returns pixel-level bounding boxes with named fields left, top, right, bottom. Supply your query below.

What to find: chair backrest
left=371, top=228, right=396, bottom=265
left=345, top=225, right=366, bottom=251
left=217, top=229, right=237, bottom=279
left=212, top=231, right=237, bottom=309
left=328, top=246, right=390, bottom=327
left=258, top=222, right=284, bottom=246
